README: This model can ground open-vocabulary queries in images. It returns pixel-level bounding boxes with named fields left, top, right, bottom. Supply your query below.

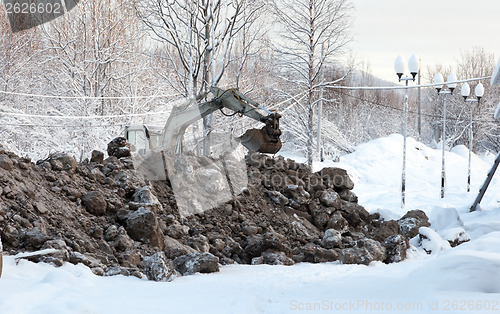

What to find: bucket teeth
left=239, top=122, right=282, bottom=154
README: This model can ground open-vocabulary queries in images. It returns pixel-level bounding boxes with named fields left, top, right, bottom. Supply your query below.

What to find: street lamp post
left=395, top=54, right=420, bottom=208
left=461, top=82, right=484, bottom=192
left=433, top=72, right=457, bottom=198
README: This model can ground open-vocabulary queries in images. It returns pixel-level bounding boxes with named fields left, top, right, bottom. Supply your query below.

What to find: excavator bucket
left=238, top=113, right=282, bottom=154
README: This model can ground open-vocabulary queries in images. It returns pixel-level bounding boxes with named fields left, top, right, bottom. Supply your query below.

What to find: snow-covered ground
left=1, top=134, right=500, bottom=314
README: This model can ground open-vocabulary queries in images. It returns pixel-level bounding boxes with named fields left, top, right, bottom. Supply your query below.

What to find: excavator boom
left=158, top=87, right=282, bottom=154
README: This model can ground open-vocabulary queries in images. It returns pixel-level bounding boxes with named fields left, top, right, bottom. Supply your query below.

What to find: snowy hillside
left=1, top=134, right=499, bottom=314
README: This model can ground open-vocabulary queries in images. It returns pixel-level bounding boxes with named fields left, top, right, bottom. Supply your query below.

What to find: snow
left=2, top=134, right=500, bottom=313
left=495, top=101, right=500, bottom=120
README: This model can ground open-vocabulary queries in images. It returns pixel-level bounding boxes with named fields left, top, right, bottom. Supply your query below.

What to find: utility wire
left=324, top=76, right=492, bottom=91
left=336, top=90, right=498, bottom=123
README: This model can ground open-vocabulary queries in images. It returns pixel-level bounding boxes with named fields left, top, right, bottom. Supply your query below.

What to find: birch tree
left=271, top=0, right=352, bottom=166
left=135, top=0, right=264, bottom=154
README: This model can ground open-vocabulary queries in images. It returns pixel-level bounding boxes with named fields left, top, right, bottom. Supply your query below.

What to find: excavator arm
left=159, top=87, right=282, bottom=154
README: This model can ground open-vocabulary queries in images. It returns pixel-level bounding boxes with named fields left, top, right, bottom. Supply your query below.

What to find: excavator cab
left=124, top=125, right=162, bottom=155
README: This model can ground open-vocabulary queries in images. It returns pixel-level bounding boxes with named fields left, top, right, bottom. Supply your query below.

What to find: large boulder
left=164, top=236, right=196, bottom=260
left=141, top=252, right=177, bottom=282
left=372, top=220, right=399, bottom=242
left=339, top=239, right=386, bottom=265
left=243, top=232, right=290, bottom=259
left=126, top=208, right=165, bottom=249
left=251, top=251, right=294, bottom=266
left=173, top=252, right=219, bottom=275
left=398, top=210, right=430, bottom=238
left=295, top=243, right=339, bottom=263
left=318, top=167, right=354, bottom=191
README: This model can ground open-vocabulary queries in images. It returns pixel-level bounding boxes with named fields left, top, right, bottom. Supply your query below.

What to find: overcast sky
left=351, top=0, right=500, bottom=83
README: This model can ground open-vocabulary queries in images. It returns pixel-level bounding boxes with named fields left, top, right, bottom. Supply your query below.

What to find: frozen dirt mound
left=0, top=141, right=441, bottom=281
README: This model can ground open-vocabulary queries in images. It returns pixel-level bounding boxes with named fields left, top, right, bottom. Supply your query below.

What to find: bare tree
left=39, top=0, right=142, bottom=115
left=271, top=0, right=352, bottom=166
left=135, top=0, right=264, bottom=154
left=423, top=48, right=499, bottom=152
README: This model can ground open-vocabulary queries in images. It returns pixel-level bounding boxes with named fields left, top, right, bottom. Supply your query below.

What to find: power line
left=0, top=90, right=183, bottom=100
left=0, top=123, right=126, bottom=128
left=323, top=76, right=492, bottom=91
left=336, top=90, right=498, bottom=123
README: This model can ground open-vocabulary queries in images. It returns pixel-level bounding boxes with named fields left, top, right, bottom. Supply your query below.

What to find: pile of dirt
left=0, top=141, right=431, bottom=281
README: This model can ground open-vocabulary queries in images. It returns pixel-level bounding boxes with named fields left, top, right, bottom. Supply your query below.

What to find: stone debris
left=0, top=138, right=461, bottom=281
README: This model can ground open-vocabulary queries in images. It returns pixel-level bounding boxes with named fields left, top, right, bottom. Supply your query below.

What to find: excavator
left=124, top=86, right=282, bottom=155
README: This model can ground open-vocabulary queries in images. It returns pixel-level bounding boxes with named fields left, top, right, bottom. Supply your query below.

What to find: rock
left=166, top=223, right=188, bottom=239
left=326, top=211, right=349, bottom=232
left=34, top=202, right=49, bottom=215
left=318, top=167, right=354, bottom=190
left=91, top=267, right=105, bottom=276
left=107, top=137, right=131, bottom=158
left=372, top=220, right=399, bottom=242
left=126, top=207, right=165, bottom=249
left=252, top=251, right=294, bottom=266
left=173, top=252, right=219, bottom=275
left=319, top=189, right=341, bottom=208
left=398, top=210, right=430, bottom=238
left=284, top=185, right=310, bottom=205
left=321, top=229, right=342, bottom=249
left=188, top=235, right=210, bottom=253
left=339, top=201, right=363, bottom=227
left=265, top=190, right=289, bottom=206
left=298, top=243, right=339, bottom=263
left=0, top=155, right=14, bottom=171
left=141, top=252, right=177, bottom=282
left=241, top=221, right=259, bottom=236
left=112, top=227, right=134, bottom=251
left=164, top=236, right=197, bottom=259
left=82, top=191, right=107, bottom=216
left=68, top=252, right=101, bottom=268
left=132, top=186, right=160, bottom=205
left=338, top=189, right=358, bottom=203
left=22, top=227, right=49, bottom=249
left=91, top=150, right=104, bottom=164
left=104, top=225, right=119, bottom=241
left=382, top=235, right=408, bottom=263
left=339, top=239, right=385, bottom=265
left=308, top=201, right=330, bottom=229
left=243, top=232, right=289, bottom=258
left=50, top=153, right=77, bottom=172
